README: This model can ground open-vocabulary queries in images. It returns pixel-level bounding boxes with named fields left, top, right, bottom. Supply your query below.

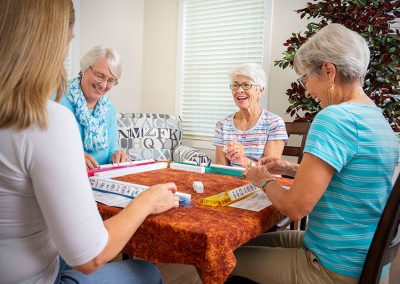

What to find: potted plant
left=275, top=0, right=400, bottom=131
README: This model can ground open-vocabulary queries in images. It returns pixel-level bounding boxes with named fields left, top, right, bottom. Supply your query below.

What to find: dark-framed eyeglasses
left=89, top=66, right=118, bottom=87
left=229, top=81, right=259, bottom=91
left=297, top=67, right=320, bottom=89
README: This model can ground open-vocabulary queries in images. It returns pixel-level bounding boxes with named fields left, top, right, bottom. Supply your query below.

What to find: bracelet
left=259, top=178, right=276, bottom=190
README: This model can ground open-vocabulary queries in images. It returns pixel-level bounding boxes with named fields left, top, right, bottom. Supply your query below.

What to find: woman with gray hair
left=60, top=45, right=129, bottom=169
left=214, top=63, right=288, bottom=168
left=232, top=24, right=398, bottom=283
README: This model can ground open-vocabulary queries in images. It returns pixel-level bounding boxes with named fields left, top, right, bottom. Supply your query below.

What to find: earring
left=327, top=83, right=335, bottom=106
left=329, top=83, right=335, bottom=95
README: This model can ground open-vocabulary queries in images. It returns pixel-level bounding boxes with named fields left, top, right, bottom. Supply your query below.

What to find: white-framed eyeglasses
left=297, top=67, right=320, bottom=89
left=89, top=66, right=118, bottom=87
left=229, top=81, right=259, bottom=91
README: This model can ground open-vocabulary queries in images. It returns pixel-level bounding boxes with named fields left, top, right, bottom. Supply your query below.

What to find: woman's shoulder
left=48, top=100, right=76, bottom=121
left=106, top=100, right=117, bottom=115
left=315, top=103, right=372, bottom=122
left=108, top=100, right=117, bottom=110
left=261, top=109, right=285, bottom=124
left=44, top=101, right=80, bottom=137
left=311, top=104, right=360, bottom=135
left=59, top=95, right=73, bottom=110
left=216, top=112, right=235, bottom=124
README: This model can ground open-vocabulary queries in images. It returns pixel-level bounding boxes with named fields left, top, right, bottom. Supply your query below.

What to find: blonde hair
left=0, top=0, right=75, bottom=130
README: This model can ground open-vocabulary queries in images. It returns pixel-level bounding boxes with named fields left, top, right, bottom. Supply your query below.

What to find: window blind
left=64, top=49, right=73, bottom=80
left=180, top=0, right=269, bottom=138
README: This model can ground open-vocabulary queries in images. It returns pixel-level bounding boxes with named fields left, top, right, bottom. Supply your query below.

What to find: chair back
left=359, top=174, right=400, bottom=284
left=277, top=121, right=311, bottom=231
left=282, top=121, right=310, bottom=163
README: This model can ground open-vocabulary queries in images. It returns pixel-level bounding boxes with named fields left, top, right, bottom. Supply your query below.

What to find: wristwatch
left=259, top=178, right=276, bottom=189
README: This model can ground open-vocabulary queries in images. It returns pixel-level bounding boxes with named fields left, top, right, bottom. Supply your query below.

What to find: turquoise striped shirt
left=303, top=102, right=399, bottom=278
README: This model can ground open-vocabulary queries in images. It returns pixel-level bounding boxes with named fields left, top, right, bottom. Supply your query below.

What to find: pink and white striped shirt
left=213, top=110, right=288, bottom=167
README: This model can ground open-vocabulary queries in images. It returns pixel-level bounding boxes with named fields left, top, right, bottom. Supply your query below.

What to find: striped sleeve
left=266, top=114, right=288, bottom=142
left=213, top=119, right=224, bottom=146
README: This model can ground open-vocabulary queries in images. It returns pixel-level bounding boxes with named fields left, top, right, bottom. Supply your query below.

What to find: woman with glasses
left=60, top=46, right=129, bottom=169
left=213, top=63, right=288, bottom=168
left=232, top=24, right=399, bottom=283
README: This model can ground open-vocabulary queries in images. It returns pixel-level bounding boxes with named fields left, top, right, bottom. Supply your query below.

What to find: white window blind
left=64, top=49, right=73, bottom=80
left=179, top=0, right=269, bottom=139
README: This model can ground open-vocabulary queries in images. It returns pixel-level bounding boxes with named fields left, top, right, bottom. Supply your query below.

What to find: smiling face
left=231, top=75, right=264, bottom=111
left=80, top=56, right=117, bottom=108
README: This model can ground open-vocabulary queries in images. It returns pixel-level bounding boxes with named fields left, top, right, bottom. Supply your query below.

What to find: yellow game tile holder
left=200, top=183, right=260, bottom=206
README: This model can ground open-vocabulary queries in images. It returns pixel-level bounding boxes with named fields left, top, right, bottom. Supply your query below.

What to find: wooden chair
left=359, top=173, right=400, bottom=284
left=282, top=121, right=310, bottom=164
left=284, top=121, right=310, bottom=230
left=267, top=121, right=311, bottom=232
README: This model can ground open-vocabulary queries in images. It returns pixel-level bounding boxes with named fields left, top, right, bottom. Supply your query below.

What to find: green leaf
left=277, top=0, right=400, bottom=129
left=282, top=62, right=289, bottom=69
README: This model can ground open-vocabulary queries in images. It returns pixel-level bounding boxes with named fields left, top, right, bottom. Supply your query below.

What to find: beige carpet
left=157, top=263, right=202, bottom=284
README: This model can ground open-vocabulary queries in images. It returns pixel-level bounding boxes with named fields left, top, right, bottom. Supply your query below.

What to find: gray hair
left=293, top=23, right=370, bottom=85
left=229, top=63, right=266, bottom=88
left=80, top=45, right=122, bottom=79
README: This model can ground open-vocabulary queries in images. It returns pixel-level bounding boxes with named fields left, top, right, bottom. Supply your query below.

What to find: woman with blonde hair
left=0, top=1, right=178, bottom=283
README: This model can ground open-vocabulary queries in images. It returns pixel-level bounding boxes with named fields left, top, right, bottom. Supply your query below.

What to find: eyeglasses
left=297, top=67, right=320, bottom=89
left=89, top=66, right=118, bottom=87
left=229, top=81, right=259, bottom=91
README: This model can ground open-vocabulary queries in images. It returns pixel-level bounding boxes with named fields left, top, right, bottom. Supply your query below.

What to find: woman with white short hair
left=214, top=63, right=288, bottom=168
left=60, top=45, right=128, bottom=169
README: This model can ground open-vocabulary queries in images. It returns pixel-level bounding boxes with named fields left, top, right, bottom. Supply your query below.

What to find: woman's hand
left=257, top=157, right=297, bottom=177
left=244, top=166, right=272, bottom=188
left=225, top=140, right=248, bottom=166
left=135, top=183, right=180, bottom=215
left=257, top=157, right=286, bottom=175
left=84, top=152, right=99, bottom=170
left=111, top=150, right=129, bottom=164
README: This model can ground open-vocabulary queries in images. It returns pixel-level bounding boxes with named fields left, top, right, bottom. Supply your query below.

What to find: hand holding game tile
left=244, top=165, right=273, bottom=188
left=225, top=140, right=245, bottom=165
left=135, top=182, right=180, bottom=214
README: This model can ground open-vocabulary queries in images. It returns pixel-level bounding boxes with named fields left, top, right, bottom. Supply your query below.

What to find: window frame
left=175, top=0, right=273, bottom=150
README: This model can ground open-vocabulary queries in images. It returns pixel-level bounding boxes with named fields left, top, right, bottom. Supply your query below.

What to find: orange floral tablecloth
left=97, top=168, right=292, bottom=284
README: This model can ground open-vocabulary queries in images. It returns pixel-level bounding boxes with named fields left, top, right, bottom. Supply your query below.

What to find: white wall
left=268, top=0, right=311, bottom=122
left=79, top=0, right=144, bottom=113
left=141, top=0, right=179, bottom=114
